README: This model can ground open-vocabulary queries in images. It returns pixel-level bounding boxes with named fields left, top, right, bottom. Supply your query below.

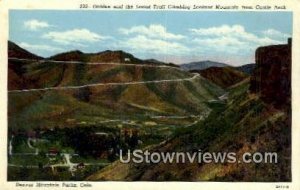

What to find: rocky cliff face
left=250, top=39, right=291, bottom=109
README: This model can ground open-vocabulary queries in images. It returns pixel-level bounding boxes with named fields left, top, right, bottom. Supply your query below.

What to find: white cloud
left=189, top=25, right=284, bottom=54
left=42, top=28, right=107, bottom=45
left=118, top=24, right=187, bottom=56
left=24, top=19, right=51, bottom=31
left=262, top=29, right=291, bottom=39
left=190, top=25, right=246, bottom=36
left=193, top=36, right=246, bottom=54
left=119, top=35, right=189, bottom=55
left=119, top=24, right=185, bottom=40
left=190, top=25, right=281, bottom=44
left=19, top=42, right=63, bottom=52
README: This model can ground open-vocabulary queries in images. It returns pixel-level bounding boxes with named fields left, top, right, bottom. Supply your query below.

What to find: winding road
left=8, top=57, right=183, bottom=69
left=8, top=57, right=200, bottom=93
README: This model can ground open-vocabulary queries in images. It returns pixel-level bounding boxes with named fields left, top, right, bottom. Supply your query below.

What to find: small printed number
left=80, top=4, right=88, bottom=8
left=275, top=185, right=289, bottom=189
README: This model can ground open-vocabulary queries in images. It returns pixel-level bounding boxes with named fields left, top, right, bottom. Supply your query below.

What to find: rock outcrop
left=250, top=39, right=291, bottom=109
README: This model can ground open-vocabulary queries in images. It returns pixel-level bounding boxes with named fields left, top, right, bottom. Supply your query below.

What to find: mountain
left=192, top=66, right=248, bottom=89
left=47, top=49, right=181, bottom=69
left=7, top=42, right=190, bottom=92
left=181, top=60, right=229, bottom=71
left=8, top=61, right=224, bottom=127
left=87, top=41, right=291, bottom=182
left=8, top=41, right=42, bottom=60
left=49, top=50, right=142, bottom=64
left=144, top=59, right=165, bottom=64
left=8, top=41, right=43, bottom=90
left=48, top=50, right=85, bottom=61
left=235, top=63, right=256, bottom=75
left=8, top=41, right=224, bottom=133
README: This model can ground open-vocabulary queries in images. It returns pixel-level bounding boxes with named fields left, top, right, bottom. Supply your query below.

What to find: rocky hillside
left=192, top=66, right=248, bottom=89
left=8, top=42, right=224, bottom=132
left=49, top=49, right=177, bottom=67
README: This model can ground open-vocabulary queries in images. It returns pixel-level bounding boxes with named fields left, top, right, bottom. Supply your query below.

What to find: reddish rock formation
left=250, top=39, right=291, bottom=108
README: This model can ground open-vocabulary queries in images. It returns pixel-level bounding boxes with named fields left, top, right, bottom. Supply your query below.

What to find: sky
left=9, top=10, right=292, bottom=66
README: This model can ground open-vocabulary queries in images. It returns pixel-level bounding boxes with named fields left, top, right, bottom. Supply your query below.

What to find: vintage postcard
left=0, top=0, right=299, bottom=189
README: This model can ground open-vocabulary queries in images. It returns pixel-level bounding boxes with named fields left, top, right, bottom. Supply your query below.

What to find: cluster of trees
left=41, top=126, right=140, bottom=160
